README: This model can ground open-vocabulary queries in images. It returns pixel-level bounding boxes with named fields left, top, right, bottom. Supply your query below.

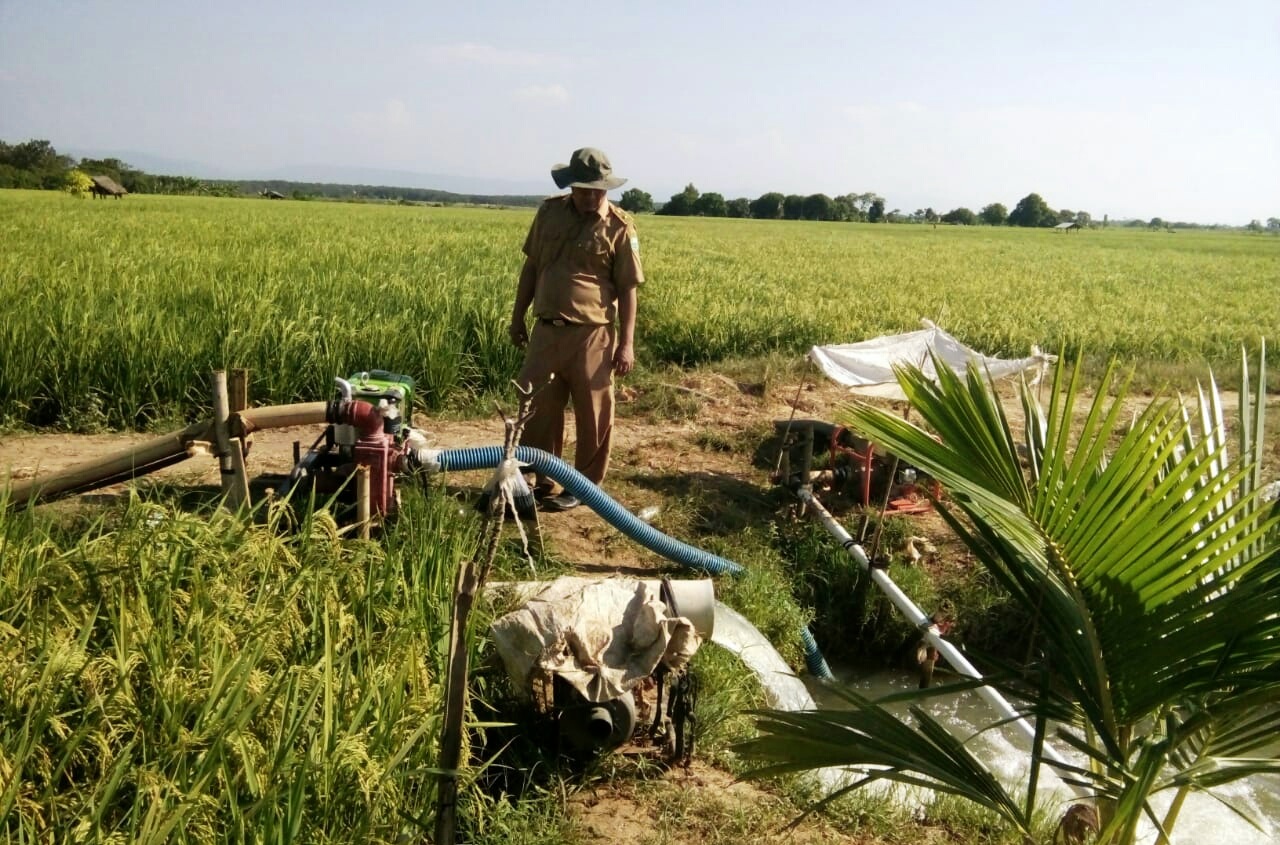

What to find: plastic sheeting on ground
left=808, top=319, right=1056, bottom=400
left=490, top=576, right=701, bottom=704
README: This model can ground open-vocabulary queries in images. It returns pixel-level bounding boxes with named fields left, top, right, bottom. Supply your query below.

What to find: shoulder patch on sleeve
left=629, top=233, right=640, bottom=256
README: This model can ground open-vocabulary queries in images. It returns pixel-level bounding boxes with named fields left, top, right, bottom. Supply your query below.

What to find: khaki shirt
left=523, top=195, right=644, bottom=325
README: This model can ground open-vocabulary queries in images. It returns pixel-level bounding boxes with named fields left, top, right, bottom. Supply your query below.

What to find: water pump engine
left=280, top=370, right=437, bottom=522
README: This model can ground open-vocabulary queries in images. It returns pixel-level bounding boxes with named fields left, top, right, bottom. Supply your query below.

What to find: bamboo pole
left=233, top=402, right=329, bottom=436
left=212, top=371, right=235, bottom=501
left=5, top=419, right=211, bottom=507
left=355, top=465, right=371, bottom=540
left=5, top=401, right=329, bottom=511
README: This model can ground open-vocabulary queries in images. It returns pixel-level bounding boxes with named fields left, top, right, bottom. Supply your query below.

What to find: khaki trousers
left=517, top=322, right=615, bottom=486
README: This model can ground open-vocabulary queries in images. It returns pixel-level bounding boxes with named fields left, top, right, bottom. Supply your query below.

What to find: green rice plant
left=2, top=190, right=1276, bottom=430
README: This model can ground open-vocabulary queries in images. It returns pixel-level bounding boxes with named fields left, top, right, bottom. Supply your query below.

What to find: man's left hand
left=613, top=343, right=634, bottom=376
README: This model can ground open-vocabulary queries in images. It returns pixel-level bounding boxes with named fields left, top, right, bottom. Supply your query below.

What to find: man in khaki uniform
left=508, top=147, right=644, bottom=511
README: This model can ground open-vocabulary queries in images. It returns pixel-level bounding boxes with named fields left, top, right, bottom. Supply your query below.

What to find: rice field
left=2, top=187, right=1277, bottom=842
left=0, top=188, right=1276, bottom=430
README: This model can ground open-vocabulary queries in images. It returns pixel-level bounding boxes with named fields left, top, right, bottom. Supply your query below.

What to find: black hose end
left=514, top=492, right=537, bottom=519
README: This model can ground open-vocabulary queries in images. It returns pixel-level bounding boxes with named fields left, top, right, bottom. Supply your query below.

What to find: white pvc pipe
left=797, top=488, right=1082, bottom=784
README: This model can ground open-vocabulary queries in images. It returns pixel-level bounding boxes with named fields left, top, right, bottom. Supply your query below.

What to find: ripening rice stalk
left=0, top=486, right=487, bottom=843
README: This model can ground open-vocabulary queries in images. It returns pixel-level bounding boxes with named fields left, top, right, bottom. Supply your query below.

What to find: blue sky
left=1, top=1, right=1276, bottom=223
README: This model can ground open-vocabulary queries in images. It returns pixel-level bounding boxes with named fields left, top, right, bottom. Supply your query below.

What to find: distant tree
left=1245, top=219, right=1263, bottom=233
left=1103, top=214, right=1109, bottom=228
left=619, top=188, right=653, bottom=213
left=750, top=192, right=785, bottom=219
left=1149, top=217, right=1165, bottom=230
left=1266, top=216, right=1280, bottom=233
left=1075, top=210, right=1092, bottom=228
left=782, top=194, right=805, bottom=220
left=833, top=194, right=858, bottom=221
left=658, top=183, right=700, bottom=216
left=802, top=193, right=836, bottom=221
left=1008, top=193, right=1056, bottom=227
left=694, top=192, right=727, bottom=217
left=868, top=198, right=886, bottom=222
left=0, top=138, right=73, bottom=189
left=979, top=203, right=1008, bottom=225
left=726, top=197, right=751, bottom=218
left=941, top=207, right=978, bottom=225
left=924, top=207, right=939, bottom=225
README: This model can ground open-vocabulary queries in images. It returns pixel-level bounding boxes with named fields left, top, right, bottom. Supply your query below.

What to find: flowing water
left=818, top=670, right=1280, bottom=845
left=710, top=602, right=817, bottom=712
left=709, top=603, right=1278, bottom=844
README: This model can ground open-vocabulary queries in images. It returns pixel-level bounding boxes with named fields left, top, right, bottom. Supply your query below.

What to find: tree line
left=621, top=183, right=1276, bottom=231
left=618, top=182, right=1088, bottom=227
left=0, top=139, right=543, bottom=207
left=5, top=138, right=1275, bottom=230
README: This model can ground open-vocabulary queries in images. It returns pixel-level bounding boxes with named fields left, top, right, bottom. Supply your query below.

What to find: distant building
left=262, top=190, right=285, bottom=199
left=90, top=175, right=128, bottom=199
left=1054, top=221, right=1081, bottom=232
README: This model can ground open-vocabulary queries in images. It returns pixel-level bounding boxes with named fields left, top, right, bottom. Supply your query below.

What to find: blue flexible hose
left=438, top=445, right=834, bottom=680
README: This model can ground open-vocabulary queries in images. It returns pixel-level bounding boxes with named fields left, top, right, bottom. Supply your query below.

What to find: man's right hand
left=508, top=319, right=528, bottom=349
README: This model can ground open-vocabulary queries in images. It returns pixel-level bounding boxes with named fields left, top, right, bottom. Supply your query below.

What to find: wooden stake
left=228, top=437, right=251, bottom=511
left=229, top=368, right=249, bottom=414
left=435, top=384, right=537, bottom=845
left=355, top=465, right=371, bottom=540
left=212, top=371, right=236, bottom=504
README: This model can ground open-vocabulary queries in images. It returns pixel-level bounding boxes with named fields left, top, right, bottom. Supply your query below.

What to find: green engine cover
left=346, top=370, right=416, bottom=414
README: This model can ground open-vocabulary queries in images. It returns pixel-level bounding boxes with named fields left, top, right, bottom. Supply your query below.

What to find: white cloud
left=424, top=43, right=558, bottom=68
left=0, top=69, right=16, bottom=83
left=513, top=84, right=569, bottom=105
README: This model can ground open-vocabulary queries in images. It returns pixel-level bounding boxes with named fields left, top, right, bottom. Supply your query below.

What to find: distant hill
left=232, top=178, right=545, bottom=208
left=66, top=148, right=552, bottom=201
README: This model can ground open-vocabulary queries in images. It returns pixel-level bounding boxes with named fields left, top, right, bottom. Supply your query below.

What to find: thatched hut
left=262, top=189, right=285, bottom=199
left=90, top=175, right=128, bottom=199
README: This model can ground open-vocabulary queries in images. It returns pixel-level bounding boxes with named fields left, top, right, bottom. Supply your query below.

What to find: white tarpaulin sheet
left=809, top=319, right=1055, bottom=400
left=491, top=577, right=701, bottom=704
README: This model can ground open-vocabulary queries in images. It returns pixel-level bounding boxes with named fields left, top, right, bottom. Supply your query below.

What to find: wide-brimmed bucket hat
left=551, top=147, right=627, bottom=190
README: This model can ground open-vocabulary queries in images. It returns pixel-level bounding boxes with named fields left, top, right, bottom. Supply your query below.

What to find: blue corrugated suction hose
left=438, top=445, right=833, bottom=680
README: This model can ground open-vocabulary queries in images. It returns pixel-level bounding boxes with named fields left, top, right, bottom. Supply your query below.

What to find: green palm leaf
left=736, top=685, right=1034, bottom=834
left=741, top=349, right=1279, bottom=844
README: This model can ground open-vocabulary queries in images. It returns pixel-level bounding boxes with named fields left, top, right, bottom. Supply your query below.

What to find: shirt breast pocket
left=569, top=232, right=612, bottom=278
left=574, top=230, right=611, bottom=257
